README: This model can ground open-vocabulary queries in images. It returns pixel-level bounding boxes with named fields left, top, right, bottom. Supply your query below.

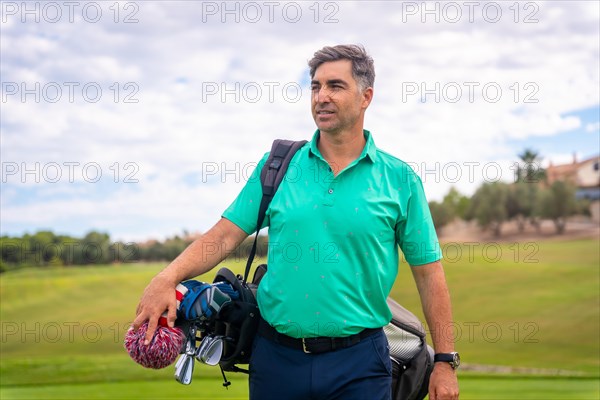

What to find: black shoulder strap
left=242, top=139, right=307, bottom=283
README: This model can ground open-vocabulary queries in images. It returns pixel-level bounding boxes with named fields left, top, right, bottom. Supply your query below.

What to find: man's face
left=310, top=60, right=372, bottom=135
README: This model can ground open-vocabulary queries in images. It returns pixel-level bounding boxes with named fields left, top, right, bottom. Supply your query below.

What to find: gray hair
left=308, top=44, right=375, bottom=91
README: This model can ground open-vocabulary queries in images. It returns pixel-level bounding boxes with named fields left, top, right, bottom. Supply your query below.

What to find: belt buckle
left=301, top=338, right=311, bottom=354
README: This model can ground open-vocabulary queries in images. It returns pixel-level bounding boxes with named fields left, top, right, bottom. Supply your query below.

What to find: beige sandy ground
left=437, top=217, right=600, bottom=243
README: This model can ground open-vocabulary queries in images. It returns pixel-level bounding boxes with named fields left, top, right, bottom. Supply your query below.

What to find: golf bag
left=385, top=298, right=434, bottom=400
left=206, top=267, right=260, bottom=371
left=172, top=270, right=261, bottom=386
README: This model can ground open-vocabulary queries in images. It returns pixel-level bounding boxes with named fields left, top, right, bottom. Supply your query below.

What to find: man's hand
left=132, top=274, right=178, bottom=345
left=428, top=362, right=459, bottom=400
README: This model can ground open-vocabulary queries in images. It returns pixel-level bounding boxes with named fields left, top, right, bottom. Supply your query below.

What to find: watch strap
left=434, top=352, right=460, bottom=369
left=434, top=353, right=454, bottom=363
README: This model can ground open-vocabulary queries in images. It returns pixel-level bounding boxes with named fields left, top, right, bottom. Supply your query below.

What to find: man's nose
left=313, top=87, right=331, bottom=103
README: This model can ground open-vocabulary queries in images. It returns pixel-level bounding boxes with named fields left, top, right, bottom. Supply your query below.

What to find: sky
left=1, top=0, right=599, bottom=242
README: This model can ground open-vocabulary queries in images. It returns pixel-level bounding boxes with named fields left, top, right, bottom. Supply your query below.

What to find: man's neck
left=317, top=128, right=366, bottom=175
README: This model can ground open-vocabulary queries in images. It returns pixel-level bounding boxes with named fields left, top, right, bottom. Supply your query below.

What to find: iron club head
left=174, top=354, right=195, bottom=385
left=196, top=335, right=224, bottom=366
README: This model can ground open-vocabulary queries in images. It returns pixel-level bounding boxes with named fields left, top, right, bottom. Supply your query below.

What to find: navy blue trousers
left=249, top=329, right=392, bottom=400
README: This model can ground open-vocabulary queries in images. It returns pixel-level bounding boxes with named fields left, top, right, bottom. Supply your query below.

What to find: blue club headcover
left=178, top=281, right=239, bottom=321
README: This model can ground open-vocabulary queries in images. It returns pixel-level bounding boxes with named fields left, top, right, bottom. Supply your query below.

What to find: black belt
left=258, top=318, right=381, bottom=354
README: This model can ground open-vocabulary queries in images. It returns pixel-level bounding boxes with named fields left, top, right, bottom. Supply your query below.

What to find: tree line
left=0, top=230, right=269, bottom=272
left=428, top=150, right=590, bottom=237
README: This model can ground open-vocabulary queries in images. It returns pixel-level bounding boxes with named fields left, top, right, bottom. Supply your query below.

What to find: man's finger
left=167, top=302, right=177, bottom=328
left=429, top=383, right=437, bottom=400
left=144, top=316, right=158, bottom=345
left=131, top=312, right=146, bottom=331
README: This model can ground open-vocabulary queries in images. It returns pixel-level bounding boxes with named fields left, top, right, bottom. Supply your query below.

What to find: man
left=133, top=44, right=459, bottom=400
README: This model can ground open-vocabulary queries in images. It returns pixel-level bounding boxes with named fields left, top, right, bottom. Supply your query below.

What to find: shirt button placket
left=321, top=162, right=336, bottom=206
left=324, top=184, right=336, bottom=206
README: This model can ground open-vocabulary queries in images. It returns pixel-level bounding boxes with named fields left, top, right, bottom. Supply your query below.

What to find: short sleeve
left=395, top=172, right=442, bottom=266
left=221, top=152, right=269, bottom=235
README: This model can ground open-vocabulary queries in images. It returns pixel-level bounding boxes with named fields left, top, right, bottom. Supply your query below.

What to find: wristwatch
left=434, top=352, right=460, bottom=369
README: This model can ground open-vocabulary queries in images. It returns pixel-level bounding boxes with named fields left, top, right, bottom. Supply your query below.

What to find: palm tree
left=516, top=148, right=546, bottom=183
left=515, top=149, right=546, bottom=232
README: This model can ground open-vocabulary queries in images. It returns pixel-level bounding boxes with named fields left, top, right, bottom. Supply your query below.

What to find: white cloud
left=585, top=122, right=600, bottom=133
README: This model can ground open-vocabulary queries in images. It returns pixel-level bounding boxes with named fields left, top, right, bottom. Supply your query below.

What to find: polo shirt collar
left=309, top=129, right=377, bottom=163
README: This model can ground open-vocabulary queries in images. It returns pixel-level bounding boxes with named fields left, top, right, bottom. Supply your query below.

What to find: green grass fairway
left=459, top=376, right=599, bottom=399
left=1, top=379, right=251, bottom=400
left=1, top=238, right=599, bottom=399
left=2, top=377, right=598, bottom=400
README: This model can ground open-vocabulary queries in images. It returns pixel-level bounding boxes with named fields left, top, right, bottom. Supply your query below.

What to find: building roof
left=546, top=155, right=599, bottom=188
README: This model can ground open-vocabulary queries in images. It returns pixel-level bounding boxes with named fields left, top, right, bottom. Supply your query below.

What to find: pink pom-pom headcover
left=124, top=283, right=189, bottom=369
left=124, top=322, right=185, bottom=369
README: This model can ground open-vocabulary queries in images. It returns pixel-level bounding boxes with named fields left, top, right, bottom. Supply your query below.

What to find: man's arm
left=132, top=218, right=249, bottom=344
left=411, top=260, right=459, bottom=400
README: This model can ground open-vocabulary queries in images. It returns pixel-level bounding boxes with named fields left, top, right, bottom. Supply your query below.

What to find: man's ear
left=361, top=87, right=374, bottom=109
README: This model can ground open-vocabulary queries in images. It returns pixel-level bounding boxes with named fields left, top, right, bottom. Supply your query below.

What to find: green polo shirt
left=222, top=130, right=441, bottom=338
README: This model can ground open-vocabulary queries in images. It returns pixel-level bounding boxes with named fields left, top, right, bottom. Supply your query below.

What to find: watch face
left=451, top=352, right=460, bottom=368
